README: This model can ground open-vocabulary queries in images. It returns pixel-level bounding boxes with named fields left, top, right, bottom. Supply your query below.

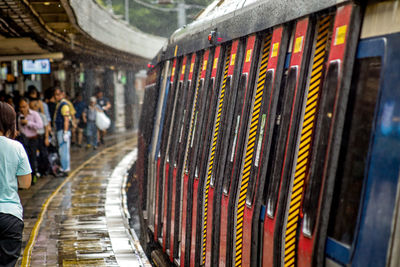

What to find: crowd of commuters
left=0, top=87, right=111, bottom=266
left=0, top=85, right=112, bottom=182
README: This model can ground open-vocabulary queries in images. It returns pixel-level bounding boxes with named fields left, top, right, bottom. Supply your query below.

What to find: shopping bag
left=96, top=111, right=111, bottom=130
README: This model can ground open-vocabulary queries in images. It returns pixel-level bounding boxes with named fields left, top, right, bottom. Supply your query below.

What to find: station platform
left=16, top=132, right=149, bottom=267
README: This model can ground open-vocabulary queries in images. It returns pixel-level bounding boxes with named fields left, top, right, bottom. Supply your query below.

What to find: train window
left=178, top=80, right=192, bottom=144
left=160, top=60, right=181, bottom=157
left=190, top=79, right=204, bottom=147
left=266, top=67, right=297, bottom=218
left=222, top=74, right=247, bottom=194
left=327, top=57, right=381, bottom=245
left=196, top=75, right=217, bottom=181
left=167, top=81, right=184, bottom=161
left=188, top=78, right=208, bottom=174
left=301, top=61, right=339, bottom=236
left=140, top=83, right=157, bottom=142
left=246, top=71, right=274, bottom=206
left=160, top=80, right=176, bottom=156
left=209, top=75, right=231, bottom=186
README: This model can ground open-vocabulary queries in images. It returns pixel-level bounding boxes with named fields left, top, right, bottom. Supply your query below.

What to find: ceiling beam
left=0, top=52, right=63, bottom=61
left=29, top=1, right=60, bottom=4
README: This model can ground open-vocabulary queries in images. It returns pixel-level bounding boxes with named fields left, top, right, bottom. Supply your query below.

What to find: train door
left=139, top=65, right=161, bottom=239
left=258, top=16, right=314, bottom=267
left=324, top=41, right=381, bottom=267
left=170, top=53, right=201, bottom=263
left=189, top=47, right=224, bottom=267
left=150, top=61, right=172, bottom=242
left=155, top=58, right=179, bottom=242
left=233, top=26, right=290, bottom=267
left=277, top=11, right=338, bottom=267
left=163, top=56, right=190, bottom=255
left=292, top=4, right=361, bottom=267
left=180, top=50, right=212, bottom=267
left=211, top=35, right=259, bottom=267
left=159, top=57, right=182, bottom=249
left=199, top=40, right=242, bottom=265
left=149, top=60, right=171, bottom=234
left=325, top=2, right=400, bottom=266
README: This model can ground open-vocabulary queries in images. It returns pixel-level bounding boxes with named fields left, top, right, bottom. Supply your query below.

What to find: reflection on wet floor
left=17, top=133, right=139, bottom=266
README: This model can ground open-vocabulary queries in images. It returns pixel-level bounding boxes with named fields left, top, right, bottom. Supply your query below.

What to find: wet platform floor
left=17, top=132, right=148, bottom=266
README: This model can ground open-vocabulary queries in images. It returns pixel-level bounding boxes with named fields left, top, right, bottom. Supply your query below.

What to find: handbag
left=96, top=111, right=111, bottom=130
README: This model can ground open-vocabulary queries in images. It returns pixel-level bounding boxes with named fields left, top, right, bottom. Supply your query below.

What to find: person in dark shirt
left=53, top=88, right=71, bottom=175
left=72, top=92, right=86, bottom=147
left=44, top=87, right=57, bottom=124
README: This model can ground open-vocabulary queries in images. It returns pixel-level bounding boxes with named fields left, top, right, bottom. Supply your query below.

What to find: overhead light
left=44, top=2, right=51, bottom=5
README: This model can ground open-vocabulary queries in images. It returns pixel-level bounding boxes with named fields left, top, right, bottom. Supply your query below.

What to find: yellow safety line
left=21, top=137, right=136, bottom=266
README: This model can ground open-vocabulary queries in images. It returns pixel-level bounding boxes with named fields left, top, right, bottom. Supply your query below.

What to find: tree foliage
left=96, top=0, right=213, bottom=37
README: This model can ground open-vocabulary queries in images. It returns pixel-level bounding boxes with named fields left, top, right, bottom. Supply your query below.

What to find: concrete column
left=125, top=70, right=135, bottom=129
left=113, top=70, right=126, bottom=132
left=134, top=70, right=147, bottom=131
left=83, top=69, right=95, bottom=103
left=103, top=69, right=115, bottom=132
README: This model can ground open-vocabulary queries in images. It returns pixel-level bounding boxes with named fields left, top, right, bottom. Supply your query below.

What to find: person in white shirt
left=0, top=102, right=31, bottom=266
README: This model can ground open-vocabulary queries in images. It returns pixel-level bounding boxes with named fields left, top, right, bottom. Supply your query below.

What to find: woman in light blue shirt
left=0, top=102, right=32, bottom=266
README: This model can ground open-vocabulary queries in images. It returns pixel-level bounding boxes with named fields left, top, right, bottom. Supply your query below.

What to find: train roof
left=152, top=0, right=350, bottom=64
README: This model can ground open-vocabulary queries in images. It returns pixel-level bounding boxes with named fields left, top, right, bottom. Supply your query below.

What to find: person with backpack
left=53, top=88, right=71, bottom=176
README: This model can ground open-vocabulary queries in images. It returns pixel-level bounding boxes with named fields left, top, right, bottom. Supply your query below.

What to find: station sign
left=22, top=59, right=51, bottom=75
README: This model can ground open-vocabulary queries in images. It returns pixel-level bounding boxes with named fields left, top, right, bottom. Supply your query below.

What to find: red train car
left=135, top=1, right=400, bottom=267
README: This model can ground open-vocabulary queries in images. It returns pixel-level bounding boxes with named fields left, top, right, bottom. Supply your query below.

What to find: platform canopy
left=0, top=0, right=166, bottom=67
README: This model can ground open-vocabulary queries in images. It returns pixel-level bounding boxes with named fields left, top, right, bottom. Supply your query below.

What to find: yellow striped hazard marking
left=234, top=34, right=272, bottom=266
left=184, top=56, right=205, bottom=171
left=202, top=46, right=232, bottom=263
left=283, top=15, right=332, bottom=267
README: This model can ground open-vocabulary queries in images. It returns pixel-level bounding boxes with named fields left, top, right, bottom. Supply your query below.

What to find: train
left=132, top=0, right=400, bottom=266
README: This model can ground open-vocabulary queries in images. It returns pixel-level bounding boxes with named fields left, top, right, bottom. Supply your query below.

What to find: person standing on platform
left=18, top=98, right=43, bottom=184
left=0, top=102, right=31, bottom=267
left=53, top=88, right=71, bottom=176
left=29, top=98, right=50, bottom=176
left=62, top=91, right=77, bottom=139
left=83, top=96, right=101, bottom=150
left=72, top=92, right=86, bottom=147
left=44, top=87, right=57, bottom=122
left=95, top=88, right=111, bottom=145
left=26, top=85, right=51, bottom=125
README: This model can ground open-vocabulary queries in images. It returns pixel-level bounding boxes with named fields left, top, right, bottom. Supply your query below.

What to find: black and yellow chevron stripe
left=201, top=47, right=231, bottom=264
left=234, top=34, right=272, bottom=266
left=283, top=15, right=332, bottom=267
left=184, top=57, right=204, bottom=172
